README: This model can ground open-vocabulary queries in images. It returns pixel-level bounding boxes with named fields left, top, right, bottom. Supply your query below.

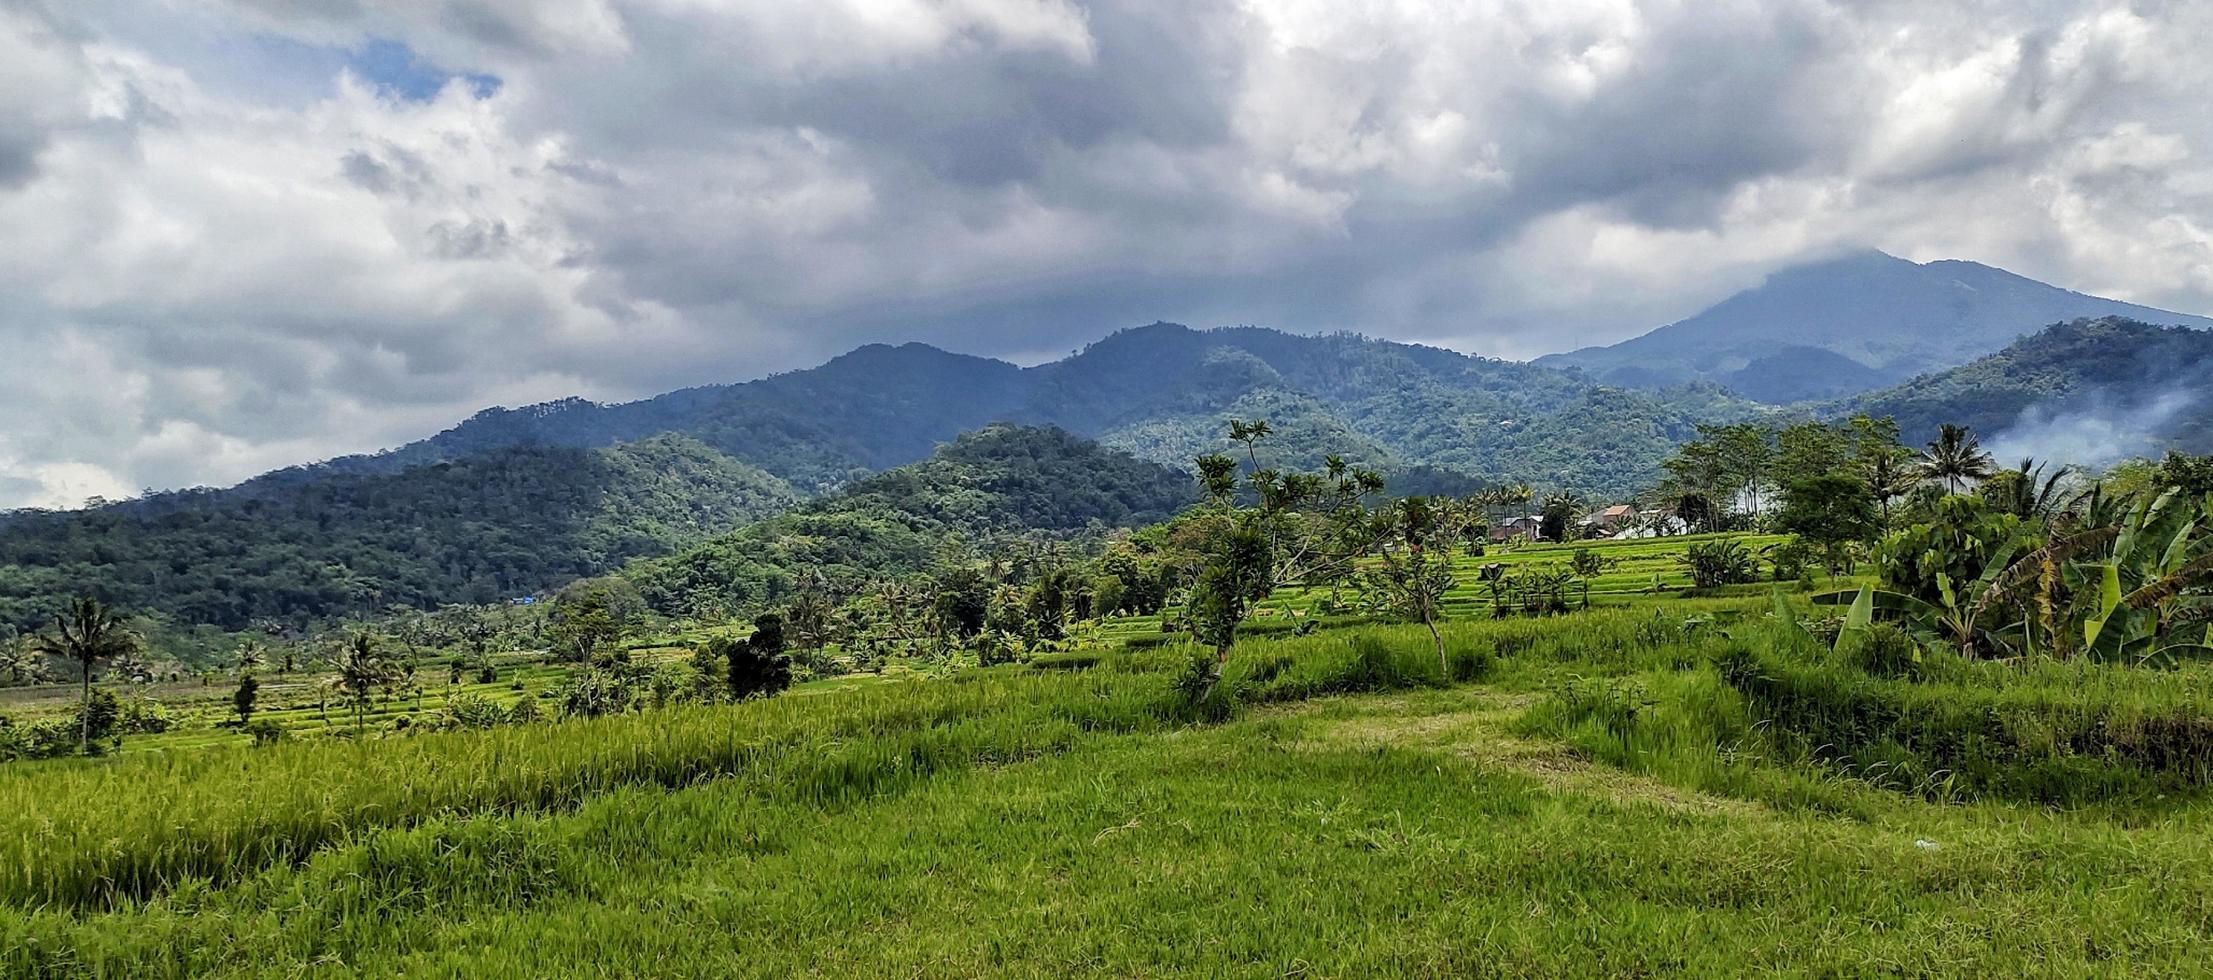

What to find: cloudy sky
left=2, top=0, right=2211, bottom=508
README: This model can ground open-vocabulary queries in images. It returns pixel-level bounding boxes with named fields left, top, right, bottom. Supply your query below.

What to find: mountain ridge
left=1539, top=250, right=2213, bottom=402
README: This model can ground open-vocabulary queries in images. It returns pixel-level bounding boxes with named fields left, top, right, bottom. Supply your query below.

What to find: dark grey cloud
left=1, top=0, right=2211, bottom=506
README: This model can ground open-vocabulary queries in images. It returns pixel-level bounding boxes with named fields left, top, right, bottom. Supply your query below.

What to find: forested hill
left=1830, top=317, right=2213, bottom=454
left=630, top=425, right=1194, bottom=617
left=340, top=322, right=1759, bottom=499
left=0, top=324, right=1739, bottom=633
left=1540, top=250, right=2213, bottom=403
left=0, top=435, right=799, bottom=632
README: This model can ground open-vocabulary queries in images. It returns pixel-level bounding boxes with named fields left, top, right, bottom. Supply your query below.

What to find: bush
left=119, top=697, right=172, bottom=735
left=506, top=697, right=543, bottom=725
left=1677, top=540, right=1760, bottom=589
left=1764, top=540, right=1819, bottom=584
left=442, top=692, right=510, bottom=730
left=244, top=720, right=285, bottom=746
left=1568, top=548, right=1612, bottom=578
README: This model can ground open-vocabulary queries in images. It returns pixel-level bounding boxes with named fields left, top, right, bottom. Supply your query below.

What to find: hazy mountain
left=1540, top=250, right=2213, bottom=403
left=324, top=322, right=1761, bottom=502
left=1832, top=317, right=2213, bottom=465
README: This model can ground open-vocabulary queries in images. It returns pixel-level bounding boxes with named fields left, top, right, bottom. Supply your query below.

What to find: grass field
left=3, top=533, right=1820, bottom=756
left=10, top=595, right=2213, bottom=976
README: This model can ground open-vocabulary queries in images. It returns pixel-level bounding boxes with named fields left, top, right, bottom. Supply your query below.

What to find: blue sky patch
left=346, top=39, right=501, bottom=102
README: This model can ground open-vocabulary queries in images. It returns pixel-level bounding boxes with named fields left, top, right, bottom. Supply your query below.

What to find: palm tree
left=331, top=633, right=398, bottom=733
left=1984, top=457, right=2072, bottom=519
left=31, top=596, right=139, bottom=752
left=1858, top=444, right=1919, bottom=526
left=1918, top=423, right=1996, bottom=495
left=233, top=639, right=267, bottom=677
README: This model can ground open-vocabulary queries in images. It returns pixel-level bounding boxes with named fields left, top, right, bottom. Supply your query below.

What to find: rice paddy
left=9, top=592, right=2213, bottom=976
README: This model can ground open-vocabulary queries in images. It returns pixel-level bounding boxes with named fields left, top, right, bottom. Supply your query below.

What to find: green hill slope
left=0, top=435, right=799, bottom=632
left=631, top=424, right=1195, bottom=616
left=1830, top=317, right=2213, bottom=456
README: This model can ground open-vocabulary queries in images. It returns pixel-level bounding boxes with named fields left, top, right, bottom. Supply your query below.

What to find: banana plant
left=1969, top=490, right=2213, bottom=664
left=1813, top=537, right=2022, bottom=657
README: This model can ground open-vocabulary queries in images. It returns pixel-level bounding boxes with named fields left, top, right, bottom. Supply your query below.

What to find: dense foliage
left=0, top=436, right=798, bottom=632
left=630, top=425, right=1195, bottom=617
left=1834, top=317, right=2213, bottom=448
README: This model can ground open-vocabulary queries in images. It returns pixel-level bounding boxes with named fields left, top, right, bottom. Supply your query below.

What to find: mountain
left=1829, top=317, right=2213, bottom=463
left=0, top=435, right=800, bottom=632
left=369, top=322, right=1759, bottom=499
left=339, top=342, right=1032, bottom=494
left=630, top=425, right=1194, bottom=616
left=0, top=323, right=1762, bottom=633
left=1540, top=250, right=2213, bottom=403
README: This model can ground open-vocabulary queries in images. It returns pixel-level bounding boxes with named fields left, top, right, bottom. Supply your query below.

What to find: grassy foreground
left=9, top=608, right=2213, bottom=976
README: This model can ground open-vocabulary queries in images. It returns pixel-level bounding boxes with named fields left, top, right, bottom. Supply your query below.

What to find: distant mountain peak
left=1538, top=251, right=2212, bottom=404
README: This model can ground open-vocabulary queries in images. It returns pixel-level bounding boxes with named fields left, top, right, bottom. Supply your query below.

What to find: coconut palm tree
left=331, top=633, right=399, bottom=733
left=31, top=596, right=139, bottom=752
left=233, top=639, right=267, bottom=677
left=1983, top=458, right=2073, bottom=520
left=1918, top=423, right=1997, bottom=495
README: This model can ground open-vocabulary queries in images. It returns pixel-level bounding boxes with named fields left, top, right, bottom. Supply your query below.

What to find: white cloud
left=1, top=0, right=2212, bottom=506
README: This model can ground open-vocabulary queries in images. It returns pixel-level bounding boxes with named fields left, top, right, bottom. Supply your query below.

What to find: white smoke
left=1987, top=387, right=2201, bottom=469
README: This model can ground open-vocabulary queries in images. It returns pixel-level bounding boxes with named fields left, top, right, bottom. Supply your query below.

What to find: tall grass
left=0, top=625, right=1503, bottom=912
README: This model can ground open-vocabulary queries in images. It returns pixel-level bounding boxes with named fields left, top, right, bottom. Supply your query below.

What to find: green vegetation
left=630, top=424, right=1195, bottom=618
left=5, top=392, right=2213, bottom=974
left=0, top=435, right=798, bottom=633
left=1836, top=316, right=2213, bottom=447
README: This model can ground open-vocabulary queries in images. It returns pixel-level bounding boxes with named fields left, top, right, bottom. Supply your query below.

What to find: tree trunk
left=1424, top=611, right=1446, bottom=682
left=79, top=663, right=92, bottom=753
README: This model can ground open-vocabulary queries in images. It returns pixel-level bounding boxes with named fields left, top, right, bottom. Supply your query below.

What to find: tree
left=232, top=639, right=267, bottom=677
left=933, top=567, right=990, bottom=642
left=546, top=594, right=620, bottom=663
left=722, top=614, right=793, bottom=699
left=1361, top=497, right=1458, bottom=677
left=1227, top=418, right=1275, bottom=474
left=1849, top=416, right=1918, bottom=527
left=0, top=639, right=30, bottom=685
left=1979, top=458, right=2073, bottom=520
left=784, top=581, right=839, bottom=652
left=331, top=633, right=399, bottom=733
left=32, top=596, right=138, bottom=753
left=1713, top=423, right=1776, bottom=513
left=1188, top=516, right=1274, bottom=671
left=2156, top=451, right=2213, bottom=497
left=1183, top=421, right=1387, bottom=674
left=1775, top=475, right=1879, bottom=576
left=1918, top=423, right=1997, bottom=494
left=1539, top=491, right=1584, bottom=543
left=232, top=673, right=260, bottom=726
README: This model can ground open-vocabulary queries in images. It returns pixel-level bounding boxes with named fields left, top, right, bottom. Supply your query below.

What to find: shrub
left=442, top=692, right=510, bottom=730
left=1764, top=540, right=1819, bottom=584
left=245, top=720, right=285, bottom=746
left=1677, top=540, right=1760, bottom=589
left=1568, top=548, right=1612, bottom=578
left=506, top=697, right=543, bottom=725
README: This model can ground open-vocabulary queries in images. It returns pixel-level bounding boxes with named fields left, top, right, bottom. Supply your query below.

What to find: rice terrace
left=9, top=0, right=2213, bottom=976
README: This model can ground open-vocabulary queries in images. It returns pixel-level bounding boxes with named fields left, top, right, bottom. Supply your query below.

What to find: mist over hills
left=1540, top=250, right=2213, bottom=403
left=1832, top=317, right=2213, bottom=466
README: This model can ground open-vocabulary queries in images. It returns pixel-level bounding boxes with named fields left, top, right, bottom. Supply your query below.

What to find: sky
left=2, top=0, right=2212, bottom=508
